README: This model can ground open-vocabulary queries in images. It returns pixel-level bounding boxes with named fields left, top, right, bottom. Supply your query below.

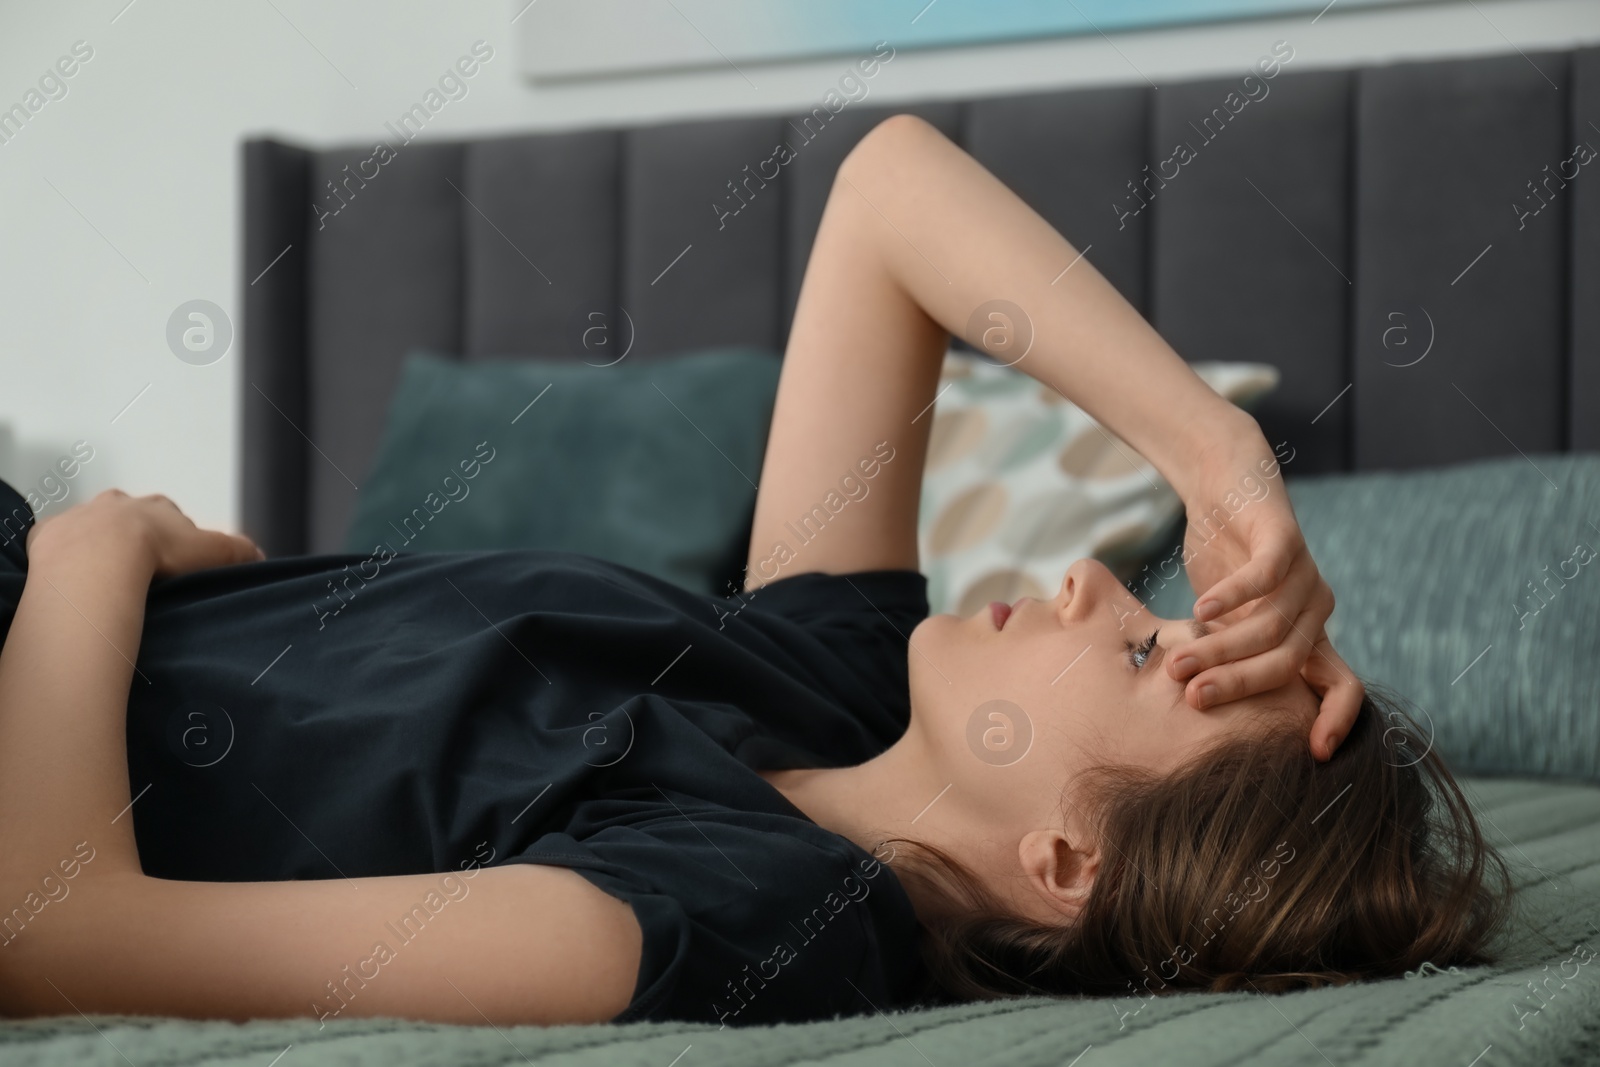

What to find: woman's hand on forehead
left=1164, top=438, right=1364, bottom=761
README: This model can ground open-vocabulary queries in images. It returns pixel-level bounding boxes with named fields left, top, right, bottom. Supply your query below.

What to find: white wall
left=0, top=0, right=1595, bottom=531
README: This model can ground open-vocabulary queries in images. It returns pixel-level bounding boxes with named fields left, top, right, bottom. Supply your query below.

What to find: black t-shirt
left=0, top=480, right=933, bottom=1026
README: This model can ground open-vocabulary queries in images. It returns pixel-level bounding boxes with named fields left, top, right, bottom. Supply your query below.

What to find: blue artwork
left=516, top=0, right=1420, bottom=81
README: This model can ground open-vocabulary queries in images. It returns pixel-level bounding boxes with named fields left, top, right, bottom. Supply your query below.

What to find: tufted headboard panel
left=242, top=46, right=1600, bottom=556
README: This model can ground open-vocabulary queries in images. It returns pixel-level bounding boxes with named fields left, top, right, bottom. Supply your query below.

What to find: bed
left=27, top=42, right=1595, bottom=1066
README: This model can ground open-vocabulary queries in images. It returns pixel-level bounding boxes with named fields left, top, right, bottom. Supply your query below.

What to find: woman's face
left=908, top=558, right=1318, bottom=822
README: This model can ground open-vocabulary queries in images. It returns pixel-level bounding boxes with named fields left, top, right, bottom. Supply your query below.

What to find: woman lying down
left=0, top=114, right=1509, bottom=1028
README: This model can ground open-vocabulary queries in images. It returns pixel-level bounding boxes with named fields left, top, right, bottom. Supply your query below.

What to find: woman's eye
left=1125, top=630, right=1160, bottom=670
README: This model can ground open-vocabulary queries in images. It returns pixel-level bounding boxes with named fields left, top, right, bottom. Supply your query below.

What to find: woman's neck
left=760, top=724, right=970, bottom=922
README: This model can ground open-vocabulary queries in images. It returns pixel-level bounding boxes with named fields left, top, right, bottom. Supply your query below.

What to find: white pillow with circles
left=918, top=349, right=1279, bottom=617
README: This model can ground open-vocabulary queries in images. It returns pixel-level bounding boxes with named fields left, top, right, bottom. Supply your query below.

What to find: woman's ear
left=1017, top=827, right=1100, bottom=922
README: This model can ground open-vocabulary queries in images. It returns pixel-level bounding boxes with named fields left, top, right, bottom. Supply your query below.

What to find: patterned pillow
left=918, top=349, right=1279, bottom=616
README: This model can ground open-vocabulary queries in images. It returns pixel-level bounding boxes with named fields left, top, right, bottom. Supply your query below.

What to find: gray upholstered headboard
left=242, top=46, right=1598, bottom=558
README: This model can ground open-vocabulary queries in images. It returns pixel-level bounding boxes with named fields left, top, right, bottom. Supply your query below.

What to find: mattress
left=2, top=776, right=1595, bottom=1066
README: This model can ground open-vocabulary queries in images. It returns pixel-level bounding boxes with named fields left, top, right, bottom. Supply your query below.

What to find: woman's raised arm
left=0, top=493, right=640, bottom=1025
left=749, top=114, right=1361, bottom=757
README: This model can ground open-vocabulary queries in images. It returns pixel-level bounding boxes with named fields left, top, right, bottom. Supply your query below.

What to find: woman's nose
left=1056, top=557, right=1146, bottom=629
left=1056, top=558, right=1108, bottom=622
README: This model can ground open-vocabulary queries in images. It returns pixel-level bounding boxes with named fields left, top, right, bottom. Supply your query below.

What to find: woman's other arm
left=0, top=493, right=639, bottom=1025
left=747, top=114, right=1360, bottom=757
left=749, top=114, right=1256, bottom=591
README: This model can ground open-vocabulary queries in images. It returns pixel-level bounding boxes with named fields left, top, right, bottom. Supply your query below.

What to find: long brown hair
left=884, top=687, right=1513, bottom=1003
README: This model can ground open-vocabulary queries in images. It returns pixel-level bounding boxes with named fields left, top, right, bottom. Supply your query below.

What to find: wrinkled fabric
left=0, top=477, right=932, bottom=1025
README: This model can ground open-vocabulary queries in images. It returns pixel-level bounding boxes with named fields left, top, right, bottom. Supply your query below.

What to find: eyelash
left=1125, top=630, right=1159, bottom=671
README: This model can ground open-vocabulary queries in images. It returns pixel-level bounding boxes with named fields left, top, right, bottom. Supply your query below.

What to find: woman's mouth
left=990, top=601, right=1013, bottom=629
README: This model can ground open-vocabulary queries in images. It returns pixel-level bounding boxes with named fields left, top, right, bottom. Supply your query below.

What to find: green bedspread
left=3, top=777, right=1596, bottom=1066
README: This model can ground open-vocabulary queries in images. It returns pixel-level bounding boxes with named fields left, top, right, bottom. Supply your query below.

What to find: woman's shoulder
left=511, top=805, right=925, bottom=1026
left=730, top=566, right=929, bottom=625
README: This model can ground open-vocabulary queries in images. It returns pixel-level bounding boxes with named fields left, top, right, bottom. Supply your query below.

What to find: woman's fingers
left=1302, top=635, right=1364, bottom=760
left=142, top=496, right=266, bottom=576
left=1168, top=564, right=1327, bottom=684
left=187, top=530, right=264, bottom=570
left=1191, top=523, right=1300, bottom=622
left=1183, top=640, right=1306, bottom=710
left=1173, top=477, right=1360, bottom=752
left=25, top=488, right=264, bottom=575
left=218, top=531, right=266, bottom=565
left=1177, top=586, right=1333, bottom=710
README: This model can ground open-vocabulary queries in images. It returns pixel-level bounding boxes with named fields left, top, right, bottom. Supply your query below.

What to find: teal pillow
left=344, top=347, right=781, bottom=595
left=1138, top=455, right=1600, bottom=781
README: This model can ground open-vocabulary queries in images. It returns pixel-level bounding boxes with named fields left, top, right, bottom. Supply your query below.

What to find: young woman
left=0, top=114, right=1508, bottom=1029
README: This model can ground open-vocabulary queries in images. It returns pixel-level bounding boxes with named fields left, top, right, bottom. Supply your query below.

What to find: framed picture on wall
left=514, top=0, right=1432, bottom=82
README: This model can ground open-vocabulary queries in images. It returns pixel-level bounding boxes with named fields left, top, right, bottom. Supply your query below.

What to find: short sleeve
left=732, top=568, right=929, bottom=748
left=0, top=482, right=34, bottom=641
left=508, top=796, right=914, bottom=1026
left=741, top=568, right=928, bottom=632
left=0, top=479, right=35, bottom=574
left=507, top=831, right=691, bottom=1023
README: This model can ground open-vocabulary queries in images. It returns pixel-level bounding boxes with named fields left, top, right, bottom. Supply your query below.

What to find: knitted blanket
left=2, top=776, right=1595, bottom=1066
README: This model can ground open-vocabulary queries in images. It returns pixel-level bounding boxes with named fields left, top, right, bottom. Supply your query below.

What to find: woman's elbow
left=839, top=112, right=949, bottom=183
left=0, top=868, right=143, bottom=1017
